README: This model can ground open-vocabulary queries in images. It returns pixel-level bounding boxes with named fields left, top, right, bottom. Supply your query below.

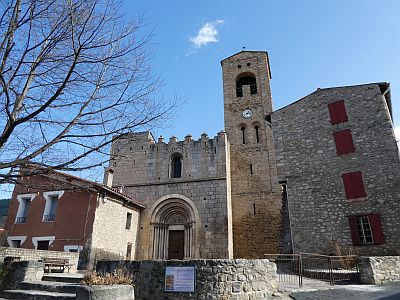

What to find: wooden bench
left=43, top=258, right=72, bottom=273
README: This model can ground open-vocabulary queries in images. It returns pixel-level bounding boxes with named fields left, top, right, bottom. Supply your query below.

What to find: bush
left=81, top=269, right=133, bottom=286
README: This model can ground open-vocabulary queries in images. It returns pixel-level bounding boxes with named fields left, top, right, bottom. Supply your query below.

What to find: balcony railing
left=15, top=216, right=26, bottom=224
left=43, top=214, right=55, bottom=222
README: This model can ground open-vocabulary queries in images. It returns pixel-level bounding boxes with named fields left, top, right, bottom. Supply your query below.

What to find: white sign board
left=164, top=266, right=196, bottom=292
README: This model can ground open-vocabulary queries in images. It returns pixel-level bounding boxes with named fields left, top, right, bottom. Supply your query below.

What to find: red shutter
left=333, top=129, right=355, bottom=155
left=348, top=215, right=361, bottom=246
left=369, top=214, right=385, bottom=244
left=342, top=171, right=367, bottom=199
left=328, top=100, right=348, bottom=124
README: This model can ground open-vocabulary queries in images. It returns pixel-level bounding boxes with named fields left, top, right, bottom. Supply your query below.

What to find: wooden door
left=168, top=230, right=184, bottom=259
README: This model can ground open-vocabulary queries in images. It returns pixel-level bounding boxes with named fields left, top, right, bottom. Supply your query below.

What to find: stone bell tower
left=221, top=51, right=282, bottom=257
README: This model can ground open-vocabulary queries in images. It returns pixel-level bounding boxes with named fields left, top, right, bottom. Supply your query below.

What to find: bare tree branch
left=0, top=0, right=176, bottom=184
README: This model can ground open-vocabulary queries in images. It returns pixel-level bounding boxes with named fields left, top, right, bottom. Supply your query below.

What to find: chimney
left=103, top=168, right=114, bottom=188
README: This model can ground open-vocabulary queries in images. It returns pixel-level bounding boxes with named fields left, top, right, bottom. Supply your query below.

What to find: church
left=109, top=50, right=400, bottom=260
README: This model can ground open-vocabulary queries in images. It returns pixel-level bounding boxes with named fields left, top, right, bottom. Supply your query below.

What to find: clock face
left=242, top=109, right=253, bottom=118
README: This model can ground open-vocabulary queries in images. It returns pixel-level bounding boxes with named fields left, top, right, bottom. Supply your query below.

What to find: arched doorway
left=150, top=195, right=199, bottom=260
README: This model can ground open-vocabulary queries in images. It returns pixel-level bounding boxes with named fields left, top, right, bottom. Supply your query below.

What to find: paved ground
left=277, top=279, right=400, bottom=300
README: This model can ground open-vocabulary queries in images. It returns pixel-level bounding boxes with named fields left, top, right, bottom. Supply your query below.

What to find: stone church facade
left=109, top=51, right=400, bottom=260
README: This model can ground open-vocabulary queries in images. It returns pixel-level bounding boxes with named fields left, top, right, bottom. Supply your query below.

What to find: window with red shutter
left=368, top=214, right=385, bottom=244
left=348, top=215, right=361, bottom=246
left=328, top=100, right=348, bottom=124
left=348, top=214, right=385, bottom=246
left=333, top=129, right=355, bottom=155
left=342, top=171, right=367, bottom=200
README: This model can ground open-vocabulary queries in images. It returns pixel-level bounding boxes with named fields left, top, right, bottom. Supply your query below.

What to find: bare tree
left=0, top=0, right=175, bottom=184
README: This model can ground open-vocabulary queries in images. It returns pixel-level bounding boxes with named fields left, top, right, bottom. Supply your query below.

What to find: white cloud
left=189, top=20, right=224, bottom=48
left=394, top=125, right=400, bottom=142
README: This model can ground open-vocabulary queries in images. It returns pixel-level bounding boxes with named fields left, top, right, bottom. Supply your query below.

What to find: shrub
left=81, top=269, right=133, bottom=286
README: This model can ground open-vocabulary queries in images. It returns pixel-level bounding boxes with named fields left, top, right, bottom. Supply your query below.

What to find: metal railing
left=15, top=216, right=26, bottom=224
left=43, top=214, right=56, bottom=222
left=265, top=252, right=359, bottom=287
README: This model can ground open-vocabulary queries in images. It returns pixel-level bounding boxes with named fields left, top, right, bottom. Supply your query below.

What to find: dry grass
left=81, top=269, right=133, bottom=286
left=331, top=240, right=356, bottom=270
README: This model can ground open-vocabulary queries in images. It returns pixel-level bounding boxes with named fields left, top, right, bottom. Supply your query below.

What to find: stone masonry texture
left=358, top=256, right=400, bottom=284
left=0, top=247, right=79, bottom=271
left=96, top=259, right=278, bottom=300
left=109, top=51, right=400, bottom=260
left=111, top=131, right=232, bottom=259
left=272, top=83, right=400, bottom=255
left=221, top=51, right=282, bottom=257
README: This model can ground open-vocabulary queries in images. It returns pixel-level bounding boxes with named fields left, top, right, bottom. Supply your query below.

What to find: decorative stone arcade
left=150, top=195, right=199, bottom=260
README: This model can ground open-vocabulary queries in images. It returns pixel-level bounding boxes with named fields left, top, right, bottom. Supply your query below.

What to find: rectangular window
left=126, top=212, right=132, bottom=230
left=43, top=191, right=63, bottom=222
left=10, top=240, right=21, bottom=248
left=37, top=240, right=50, bottom=250
left=333, top=129, right=355, bottom=155
left=342, top=171, right=366, bottom=200
left=328, top=100, right=348, bottom=124
left=15, top=197, right=32, bottom=224
left=348, top=214, right=385, bottom=245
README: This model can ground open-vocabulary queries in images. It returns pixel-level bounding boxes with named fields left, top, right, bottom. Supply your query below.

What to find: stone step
left=18, top=281, right=80, bottom=294
left=0, top=289, right=75, bottom=300
left=42, top=273, right=84, bottom=284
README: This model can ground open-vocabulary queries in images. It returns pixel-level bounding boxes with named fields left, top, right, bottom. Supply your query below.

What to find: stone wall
left=2, top=261, right=44, bottom=289
left=273, top=83, right=400, bottom=255
left=0, top=247, right=79, bottom=271
left=111, top=131, right=232, bottom=260
left=96, top=259, right=277, bottom=300
left=90, top=195, right=140, bottom=264
left=221, top=51, right=282, bottom=258
left=358, top=256, right=400, bottom=284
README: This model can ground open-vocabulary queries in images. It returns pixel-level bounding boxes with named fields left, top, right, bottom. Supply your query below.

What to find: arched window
left=171, top=154, right=182, bottom=178
left=236, top=73, right=257, bottom=97
left=254, top=125, right=260, bottom=143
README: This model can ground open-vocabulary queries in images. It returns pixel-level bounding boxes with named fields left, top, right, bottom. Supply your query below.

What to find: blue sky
left=124, top=0, right=400, bottom=141
left=1, top=0, right=399, bottom=198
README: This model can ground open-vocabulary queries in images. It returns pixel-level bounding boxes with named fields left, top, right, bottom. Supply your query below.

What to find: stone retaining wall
left=1, top=261, right=44, bottom=289
left=97, top=259, right=277, bottom=300
left=76, top=285, right=134, bottom=300
left=0, top=247, right=79, bottom=272
left=358, top=256, right=400, bottom=284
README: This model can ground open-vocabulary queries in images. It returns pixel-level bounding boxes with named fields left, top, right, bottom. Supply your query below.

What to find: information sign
left=164, top=266, right=196, bottom=292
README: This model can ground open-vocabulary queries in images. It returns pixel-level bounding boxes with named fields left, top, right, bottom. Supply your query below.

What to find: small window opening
left=126, top=243, right=132, bottom=260
left=237, top=64, right=241, bottom=69
left=171, top=154, right=182, bottom=178
left=356, top=215, right=373, bottom=244
left=247, top=62, right=251, bottom=66
left=255, top=125, right=260, bottom=143
left=214, top=147, right=216, bottom=154
left=10, top=240, right=21, bottom=248
left=236, top=75, right=257, bottom=97
left=126, top=212, right=132, bottom=230
left=250, top=164, right=253, bottom=174
left=37, top=240, right=50, bottom=250
left=253, top=203, right=256, bottom=215
left=241, top=127, right=246, bottom=144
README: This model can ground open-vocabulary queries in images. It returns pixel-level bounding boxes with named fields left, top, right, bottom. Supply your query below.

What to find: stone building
left=110, top=50, right=400, bottom=259
left=5, top=166, right=143, bottom=268
left=273, top=83, right=400, bottom=256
